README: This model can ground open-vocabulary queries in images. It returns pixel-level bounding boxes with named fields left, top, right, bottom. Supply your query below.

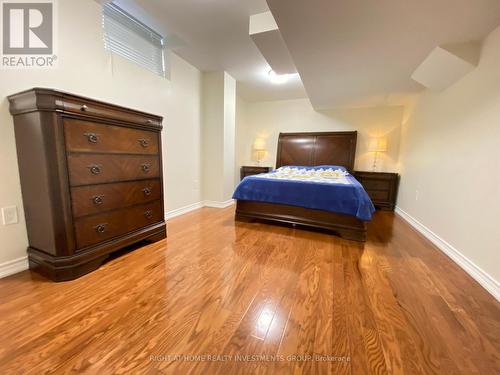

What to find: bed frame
left=235, top=131, right=368, bottom=241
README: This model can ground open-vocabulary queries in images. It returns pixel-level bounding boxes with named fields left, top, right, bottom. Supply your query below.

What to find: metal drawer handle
left=92, top=195, right=104, bottom=205
left=84, top=132, right=99, bottom=143
left=144, top=210, right=153, bottom=219
left=87, top=164, right=102, bottom=175
left=142, top=187, right=152, bottom=196
left=81, top=104, right=89, bottom=111
left=141, top=163, right=150, bottom=173
left=138, top=138, right=149, bottom=148
left=94, top=223, right=107, bottom=233
left=146, top=119, right=154, bottom=124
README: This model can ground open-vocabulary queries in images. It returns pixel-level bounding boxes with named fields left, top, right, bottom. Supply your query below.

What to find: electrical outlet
left=2, top=206, right=18, bottom=225
left=415, top=190, right=419, bottom=201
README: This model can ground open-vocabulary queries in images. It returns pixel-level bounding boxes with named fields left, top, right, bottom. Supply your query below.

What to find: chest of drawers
left=9, top=88, right=167, bottom=281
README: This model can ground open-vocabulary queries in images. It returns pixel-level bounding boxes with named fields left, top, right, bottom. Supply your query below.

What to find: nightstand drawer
left=361, top=179, right=391, bottom=190
left=240, top=166, right=272, bottom=180
left=367, top=190, right=390, bottom=201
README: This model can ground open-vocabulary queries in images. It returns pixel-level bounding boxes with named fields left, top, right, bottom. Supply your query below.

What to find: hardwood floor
left=0, top=206, right=499, bottom=374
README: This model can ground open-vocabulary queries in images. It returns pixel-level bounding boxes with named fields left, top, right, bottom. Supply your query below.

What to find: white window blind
left=102, top=3, right=165, bottom=77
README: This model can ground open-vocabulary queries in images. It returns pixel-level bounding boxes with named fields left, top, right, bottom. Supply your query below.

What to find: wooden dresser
left=353, top=171, right=399, bottom=211
left=9, top=88, right=167, bottom=281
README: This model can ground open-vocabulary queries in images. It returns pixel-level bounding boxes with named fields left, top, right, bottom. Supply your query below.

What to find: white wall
left=235, top=95, right=248, bottom=186
left=202, top=72, right=225, bottom=201
left=236, top=98, right=404, bottom=172
left=223, top=74, right=236, bottom=200
left=398, top=26, right=500, bottom=284
left=202, top=72, right=236, bottom=203
left=0, top=0, right=203, bottom=265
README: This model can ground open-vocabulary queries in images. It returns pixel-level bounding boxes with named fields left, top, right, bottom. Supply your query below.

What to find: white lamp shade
left=253, top=137, right=267, bottom=151
left=368, top=138, right=387, bottom=152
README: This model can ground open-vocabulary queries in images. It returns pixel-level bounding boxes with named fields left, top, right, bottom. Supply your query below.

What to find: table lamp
left=253, top=137, right=267, bottom=166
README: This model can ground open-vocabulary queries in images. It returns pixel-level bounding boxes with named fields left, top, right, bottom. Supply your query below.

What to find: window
left=102, top=2, right=165, bottom=77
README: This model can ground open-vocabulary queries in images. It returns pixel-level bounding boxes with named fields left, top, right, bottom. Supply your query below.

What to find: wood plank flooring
left=0, top=207, right=499, bottom=374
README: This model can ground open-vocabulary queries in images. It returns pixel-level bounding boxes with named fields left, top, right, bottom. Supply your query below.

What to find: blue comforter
left=232, top=166, right=375, bottom=221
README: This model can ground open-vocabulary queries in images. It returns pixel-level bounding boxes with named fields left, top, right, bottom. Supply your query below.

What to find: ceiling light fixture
left=268, top=69, right=289, bottom=84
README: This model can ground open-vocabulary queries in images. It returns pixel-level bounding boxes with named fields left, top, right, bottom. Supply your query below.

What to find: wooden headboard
left=275, top=131, right=357, bottom=171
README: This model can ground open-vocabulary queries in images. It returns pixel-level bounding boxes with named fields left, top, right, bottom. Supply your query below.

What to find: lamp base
left=372, top=152, right=378, bottom=172
left=255, top=150, right=266, bottom=167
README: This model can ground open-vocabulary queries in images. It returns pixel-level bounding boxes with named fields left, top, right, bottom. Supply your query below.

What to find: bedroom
left=0, top=0, right=499, bottom=373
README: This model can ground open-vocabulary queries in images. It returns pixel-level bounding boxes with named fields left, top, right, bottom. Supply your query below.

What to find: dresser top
left=8, top=88, right=163, bottom=129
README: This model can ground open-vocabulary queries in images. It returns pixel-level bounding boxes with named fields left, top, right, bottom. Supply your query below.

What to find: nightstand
left=240, top=166, right=272, bottom=180
left=353, top=171, right=400, bottom=211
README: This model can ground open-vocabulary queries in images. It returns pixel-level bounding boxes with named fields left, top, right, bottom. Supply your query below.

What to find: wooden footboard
left=235, top=200, right=367, bottom=241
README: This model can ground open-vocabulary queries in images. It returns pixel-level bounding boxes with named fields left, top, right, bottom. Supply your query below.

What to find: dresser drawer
left=64, top=118, right=159, bottom=155
left=71, top=179, right=162, bottom=218
left=74, top=201, right=163, bottom=249
left=67, top=154, right=160, bottom=186
left=62, top=97, right=161, bottom=127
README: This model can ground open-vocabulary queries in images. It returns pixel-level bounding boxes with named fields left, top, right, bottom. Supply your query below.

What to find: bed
left=233, top=131, right=374, bottom=241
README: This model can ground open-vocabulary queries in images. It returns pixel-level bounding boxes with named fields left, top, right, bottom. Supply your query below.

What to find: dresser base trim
left=28, top=222, right=166, bottom=281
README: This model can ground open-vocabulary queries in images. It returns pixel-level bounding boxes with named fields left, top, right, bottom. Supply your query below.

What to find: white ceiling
left=133, top=0, right=307, bottom=102
left=129, top=0, right=500, bottom=108
left=267, top=0, right=500, bottom=109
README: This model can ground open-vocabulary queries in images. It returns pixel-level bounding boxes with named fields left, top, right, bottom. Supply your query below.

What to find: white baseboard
left=0, top=256, right=29, bottom=279
left=165, top=199, right=234, bottom=220
left=203, top=199, right=235, bottom=208
left=395, top=206, right=499, bottom=301
left=165, top=201, right=204, bottom=220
